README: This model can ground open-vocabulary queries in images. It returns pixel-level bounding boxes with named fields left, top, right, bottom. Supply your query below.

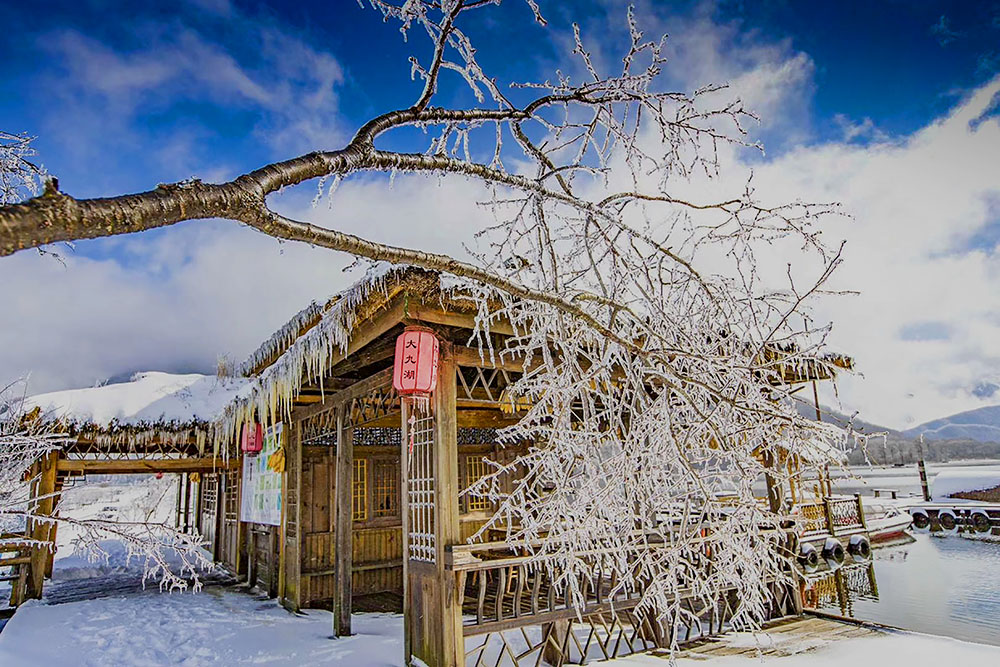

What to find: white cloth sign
left=239, top=423, right=283, bottom=526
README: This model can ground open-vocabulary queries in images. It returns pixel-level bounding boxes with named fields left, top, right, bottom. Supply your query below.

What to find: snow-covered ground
left=0, top=592, right=401, bottom=666
left=614, top=630, right=1000, bottom=666
left=3, top=591, right=1000, bottom=666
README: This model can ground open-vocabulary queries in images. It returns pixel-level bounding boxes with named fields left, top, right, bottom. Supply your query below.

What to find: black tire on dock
left=972, top=511, right=991, bottom=533
left=823, top=539, right=846, bottom=565
left=939, top=512, right=957, bottom=531
left=798, top=543, right=820, bottom=570
left=848, top=536, right=871, bottom=560
left=912, top=511, right=930, bottom=529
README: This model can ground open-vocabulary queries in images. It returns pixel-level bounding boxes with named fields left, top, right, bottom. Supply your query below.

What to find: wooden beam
left=333, top=406, right=353, bottom=637
left=406, top=305, right=515, bottom=336
left=56, top=457, right=237, bottom=475
left=291, top=367, right=394, bottom=423
left=326, top=336, right=396, bottom=377
left=453, top=346, right=527, bottom=373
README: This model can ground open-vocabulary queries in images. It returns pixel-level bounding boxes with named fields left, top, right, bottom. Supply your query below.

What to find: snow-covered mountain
left=789, top=397, right=1000, bottom=464
left=904, top=405, right=1000, bottom=443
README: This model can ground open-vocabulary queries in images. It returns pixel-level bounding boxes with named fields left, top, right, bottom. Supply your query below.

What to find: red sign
left=241, top=422, right=264, bottom=456
left=393, top=327, right=439, bottom=395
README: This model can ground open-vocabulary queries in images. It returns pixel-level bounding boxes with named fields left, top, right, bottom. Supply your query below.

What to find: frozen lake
left=808, top=461, right=1000, bottom=646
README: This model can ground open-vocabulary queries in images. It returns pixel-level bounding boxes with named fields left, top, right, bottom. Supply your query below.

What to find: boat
left=866, top=507, right=912, bottom=543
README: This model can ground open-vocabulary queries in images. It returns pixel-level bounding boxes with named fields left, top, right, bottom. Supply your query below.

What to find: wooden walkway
left=645, top=614, right=884, bottom=661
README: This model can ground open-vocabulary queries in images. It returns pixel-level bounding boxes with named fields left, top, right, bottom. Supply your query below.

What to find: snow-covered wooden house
left=11, top=265, right=855, bottom=666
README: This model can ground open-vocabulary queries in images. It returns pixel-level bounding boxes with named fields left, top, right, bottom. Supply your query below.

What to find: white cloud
left=40, top=6, right=346, bottom=159
left=749, top=77, right=1000, bottom=429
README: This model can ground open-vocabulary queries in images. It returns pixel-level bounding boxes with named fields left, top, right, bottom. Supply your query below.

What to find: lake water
left=810, top=461, right=1000, bottom=646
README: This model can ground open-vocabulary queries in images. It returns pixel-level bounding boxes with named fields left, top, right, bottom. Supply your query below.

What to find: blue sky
left=1, top=0, right=999, bottom=428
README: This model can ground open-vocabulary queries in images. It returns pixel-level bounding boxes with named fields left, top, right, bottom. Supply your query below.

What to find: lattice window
left=406, top=397, right=435, bottom=562
left=223, top=471, right=239, bottom=523
left=465, top=455, right=491, bottom=512
left=373, top=460, right=399, bottom=518
left=352, top=458, right=368, bottom=522
left=201, top=474, right=218, bottom=515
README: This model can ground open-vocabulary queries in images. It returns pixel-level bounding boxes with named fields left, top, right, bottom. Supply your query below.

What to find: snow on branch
left=0, top=131, right=44, bottom=206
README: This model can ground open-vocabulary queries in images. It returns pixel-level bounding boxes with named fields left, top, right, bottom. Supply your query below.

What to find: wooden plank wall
left=300, top=447, right=335, bottom=606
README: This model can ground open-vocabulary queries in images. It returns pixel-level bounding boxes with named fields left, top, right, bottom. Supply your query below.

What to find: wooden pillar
left=182, top=473, right=191, bottom=533
left=400, top=397, right=412, bottom=662
left=334, top=405, right=354, bottom=637
left=193, top=477, right=203, bottom=535
left=542, top=619, right=572, bottom=665
left=434, top=343, right=463, bottom=667
left=174, top=474, right=184, bottom=528
left=44, top=478, right=63, bottom=579
left=282, top=421, right=303, bottom=610
left=27, top=451, right=59, bottom=600
left=405, top=342, right=462, bottom=666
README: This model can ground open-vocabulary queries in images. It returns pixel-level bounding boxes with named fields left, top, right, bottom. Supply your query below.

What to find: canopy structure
left=24, top=371, right=250, bottom=459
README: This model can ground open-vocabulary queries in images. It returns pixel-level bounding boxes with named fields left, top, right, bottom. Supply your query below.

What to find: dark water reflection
left=814, top=533, right=1000, bottom=646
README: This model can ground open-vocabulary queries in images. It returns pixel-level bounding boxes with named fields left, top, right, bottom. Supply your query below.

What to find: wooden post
left=823, top=498, right=836, bottom=538
left=334, top=405, right=354, bottom=637
left=174, top=474, right=183, bottom=529
left=918, top=459, right=931, bottom=501
left=400, top=397, right=412, bottom=662
left=235, top=468, right=247, bottom=576
left=44, top=478, right=63, bottom=579
left=404, top=341, right=463, bottom=667
left=193, top=477, right=203, bottom=535
left=433, top=343, right=463, bottom=667
left=854, top=493, right=867, bottom=530
left=182, top=473, right=191, bottom=533
left=268, top=526, right=279, bottom=598
left=27, top=451, right=59, bottom=600
left=247, top=529, right=258, bottom=589
left=542, top=619, right=571, bottom=665
left=284, top=421, right=303, bottom=611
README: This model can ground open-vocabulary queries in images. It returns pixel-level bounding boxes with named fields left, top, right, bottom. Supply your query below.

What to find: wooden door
left=299, top=447, right=335, bottom=607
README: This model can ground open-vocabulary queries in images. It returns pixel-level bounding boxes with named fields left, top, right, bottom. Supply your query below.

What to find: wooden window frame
left=352, top=458, right=368, bottom=523
left=372, top=459, right=400, bottom=520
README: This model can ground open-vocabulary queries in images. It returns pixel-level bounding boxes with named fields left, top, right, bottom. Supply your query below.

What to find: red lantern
left=241, top=422, right=264, bottom=456
left=393, top=327, right=439, bottom=395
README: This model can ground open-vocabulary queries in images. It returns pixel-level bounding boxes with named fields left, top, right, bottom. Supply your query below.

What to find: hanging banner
left=239, top=422, right=283, bottom=526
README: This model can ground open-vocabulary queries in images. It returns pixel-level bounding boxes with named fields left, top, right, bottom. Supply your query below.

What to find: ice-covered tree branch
left=1, top=0, right=857, bottom=641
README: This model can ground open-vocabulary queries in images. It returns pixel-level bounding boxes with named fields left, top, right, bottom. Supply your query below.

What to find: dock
left=643, top=614, right=883, bottom=661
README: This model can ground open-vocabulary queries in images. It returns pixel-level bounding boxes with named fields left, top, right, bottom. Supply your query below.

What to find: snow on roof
left=932, top=470, right=1000, bottom=499
left=25, top=372, right=251, bottom=430
left=218, top=263, right=422, bottom=443
left=238, top=262, right=410, bottom=378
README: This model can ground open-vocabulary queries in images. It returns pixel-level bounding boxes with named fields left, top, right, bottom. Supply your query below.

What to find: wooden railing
left=797, top=495, right=866, bottom=539
left=446, top=530, right=802, bottom=666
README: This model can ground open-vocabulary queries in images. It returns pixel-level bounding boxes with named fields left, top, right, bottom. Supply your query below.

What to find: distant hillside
left=789, top=396, right=1000, bottom=465
left=904, top=405, right=1000, bottom=442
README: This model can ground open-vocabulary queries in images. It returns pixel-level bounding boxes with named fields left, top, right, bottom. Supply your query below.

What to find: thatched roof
left=23, top=372, right=250, bottom=451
